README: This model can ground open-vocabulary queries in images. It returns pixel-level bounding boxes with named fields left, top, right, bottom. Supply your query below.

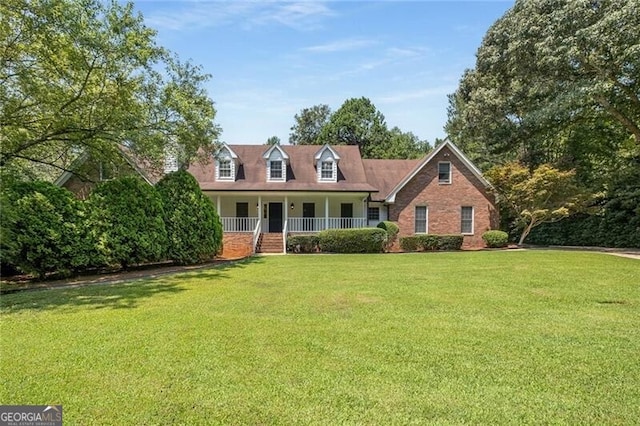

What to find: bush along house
left=186, top=140, right=498, bottom=257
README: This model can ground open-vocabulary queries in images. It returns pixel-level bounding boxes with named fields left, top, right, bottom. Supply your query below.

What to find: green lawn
left=1, top=251, right=639, bottom=424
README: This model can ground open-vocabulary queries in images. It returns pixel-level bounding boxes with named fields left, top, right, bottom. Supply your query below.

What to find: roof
left=188, top=144, right=377, bottom=192
left=385, top=139, right=492, bottom=203
left=362, top=159, right=421, bottom=202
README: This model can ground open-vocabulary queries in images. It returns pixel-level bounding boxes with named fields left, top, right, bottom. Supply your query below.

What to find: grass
left=1, top=251, right=639, bottom=424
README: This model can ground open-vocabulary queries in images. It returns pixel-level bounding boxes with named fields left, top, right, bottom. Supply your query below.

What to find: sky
left=134, top=1, right=514, bottom=145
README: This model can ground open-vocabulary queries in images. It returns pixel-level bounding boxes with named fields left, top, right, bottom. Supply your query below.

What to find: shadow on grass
left=0, top=256, right=264, bottom=313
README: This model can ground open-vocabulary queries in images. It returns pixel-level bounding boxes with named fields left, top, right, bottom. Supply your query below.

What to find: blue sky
left=134, top=1, right=514, bottom=145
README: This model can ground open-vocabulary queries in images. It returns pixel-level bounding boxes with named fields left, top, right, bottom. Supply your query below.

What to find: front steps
left=256, top=233, right=284, bottom=254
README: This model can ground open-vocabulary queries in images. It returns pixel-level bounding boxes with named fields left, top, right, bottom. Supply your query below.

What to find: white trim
left=385, top=139, right=492, bottom=203
left=267, top=160, right=285, bottom=181
left=262, top=144, right=289, bottom=160
left=461, top=205, right=474, bottom=235
left=314, top=144, right=341, bottom=161
left=438, top=161, right=451, bottom=185
left=414, top=205, right=428, bottom=234
left=215, top=143, right=239, bottom=160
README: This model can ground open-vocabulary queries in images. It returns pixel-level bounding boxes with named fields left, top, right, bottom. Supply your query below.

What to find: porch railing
left=288, top=217, right=367, bottom=232
left=221, top=217, right=259, bottom=232
left=251, top=219, right=261, bottom=254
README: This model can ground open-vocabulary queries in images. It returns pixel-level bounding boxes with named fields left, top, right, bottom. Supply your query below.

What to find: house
left=187, top=140, right=498, bottom=257
left=57, top=140, right=497, bottom=257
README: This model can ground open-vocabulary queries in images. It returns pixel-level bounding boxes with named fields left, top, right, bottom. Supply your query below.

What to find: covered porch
left=206, top=191, right=374, bottom=254
left=209, top=192, right=373, bottom=233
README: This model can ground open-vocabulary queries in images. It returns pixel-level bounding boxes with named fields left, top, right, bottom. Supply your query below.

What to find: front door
left=303, top=203, right=315, bottom=231
left=268, top=202, right=283, bottom=233
left=341, top=203, right=353, bottom=228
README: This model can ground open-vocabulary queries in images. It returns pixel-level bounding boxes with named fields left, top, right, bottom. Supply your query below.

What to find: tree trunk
left=518, top=220, right=536, bottom=245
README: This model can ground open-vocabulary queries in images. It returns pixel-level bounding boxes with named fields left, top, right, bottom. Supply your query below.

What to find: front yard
left=1, top=251, right=638, bottom=424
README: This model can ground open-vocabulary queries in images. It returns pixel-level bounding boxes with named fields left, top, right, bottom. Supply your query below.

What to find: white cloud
left=143, top=1, right=335, bottom=32
left=378, top=86, right=456, bottom=104
left=303, top=38, right=377, bottom=53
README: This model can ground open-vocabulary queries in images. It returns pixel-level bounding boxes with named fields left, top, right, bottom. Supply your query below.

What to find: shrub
left=156, top=171, right=223, bottom=264
left=3, top=181, right=91, bottom=278
left=377, top=221, right=399, bottom=251
left=86, top=176, right=167, bottom=268
left=287, top=235, right=320, bottom=253
left=437, top=235, right=464, bottom=250
left=399, top=234, right=464, bottom=252
left=318, top=228, right=387, bottom=253
left=482, top=230, right=509, bottom=248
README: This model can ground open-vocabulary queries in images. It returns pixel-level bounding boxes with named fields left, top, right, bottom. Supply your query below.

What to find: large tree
left=289, top=104, right=332, bottom=145
left=446, top=0, right=639, bottom=176
left=317, top=97, right=389, bottom=158
left=1, top=0, right=220, bottom=179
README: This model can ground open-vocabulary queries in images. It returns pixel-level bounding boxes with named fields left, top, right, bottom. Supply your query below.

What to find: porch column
left=325, top=196, right=329, bottom=230
left=217, top=196, right=221, bottom=216
left=257, top=195, right=262, bottom=229
left=284, top=195, right=288, bottom=225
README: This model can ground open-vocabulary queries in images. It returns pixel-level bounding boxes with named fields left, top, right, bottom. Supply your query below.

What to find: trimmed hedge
left=86, top=176, right=168, bottom=268
left=3, top=181, right=93, bottom=278
left=399, top=234, right=464, bottom=251
left=318, top=228, right=387, bottom=253
left=482, top=230, right=509, bottom=248
left=377, top=221, right=399, bottom=251
left=287, top=235, right=320, bottom=253
left=156, top=170, right=223, bottom=264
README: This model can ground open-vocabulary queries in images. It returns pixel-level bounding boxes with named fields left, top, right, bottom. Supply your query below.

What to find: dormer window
left=269, top=160, right=283, bottom=180
left=315, top=144, right=340, bottom=183
left=218, top=160, right=232, bottom=179
left=263, top=144, right=289, bottom=182
left=321, top=161, right=334, bottom=180
left=215, top=143, right=239, bottom=182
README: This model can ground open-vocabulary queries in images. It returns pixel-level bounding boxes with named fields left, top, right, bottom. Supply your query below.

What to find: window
left=218, top=160, right=232, bottom=179
left=461, top=206, right=474, bottom=234
left=438, top=162, right=451, bottom=184
left=270, top=161, right=283, bottom=180
left=367, top=207, right=380, bottom=222
left=415, top=206, right=427, bottom=233
left=321, top=161, right=334, bottom=180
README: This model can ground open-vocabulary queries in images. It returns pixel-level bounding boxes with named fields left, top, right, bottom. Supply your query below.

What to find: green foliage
left=289, top=99, right=430, bottom=159
left=1, top=0, right=220, bottom=177
left=266, top=136, right=281, bottom=146
left=376, top=221, right=400, bottom=251
left=289, top=104, right=332, bottom=145
left=482, top=230, right=509, bottom=248
left=86, top=176, right=167, bottom=268
left=156, top=171, right=222, bottom=265
left=317, top=228, right=387, bottom=253
left=399, top=235, right=464, bottom=251
left=2, top=181, right=90, bottom=278
left=486, top=162, right=588, bottom=244
left=446, top=0, right=639, bottom=172
left=286, top=235, right=320, bottom=253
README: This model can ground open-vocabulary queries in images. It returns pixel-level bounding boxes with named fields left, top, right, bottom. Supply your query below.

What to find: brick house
left=187, top=140, right=497, bottom=256
left=57, top=140, right=497, bottom=257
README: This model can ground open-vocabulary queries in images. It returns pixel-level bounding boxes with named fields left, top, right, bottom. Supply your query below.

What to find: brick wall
left=389, top=145, right=498, bottom=249
left=221, top=233, right=254, bottom=259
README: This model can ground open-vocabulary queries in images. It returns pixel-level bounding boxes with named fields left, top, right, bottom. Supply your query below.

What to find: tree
left=289, top=104, right=331, bottom=145
left=318, top=97, right=389, bottom=158
left=3, top=181, right=90, bottom=278
left=1, top=0, right=220, bottom=179
left=156, top=170, right=222, bottom=265
left=368, top=127, right=431, bottom=160
left=446, top=0, right=639, bottom=173
left=266, top=136, right=281, bottom=146
left=485, top=163, right=586, bottom=245
left=86, top=176, right=167, bottom=268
